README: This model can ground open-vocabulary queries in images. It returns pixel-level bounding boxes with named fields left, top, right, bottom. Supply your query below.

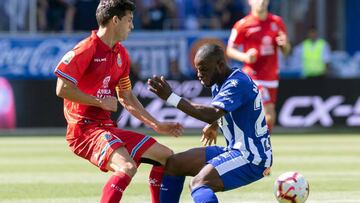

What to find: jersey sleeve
left=117, top=47, right=132, bottom=91
left=275, top=16, right=287, bottom=34
left=54, top=43, right=94, bottom=85
left=228, top=20, right=245, bottom=48
left=211, top=78, right=253, bottom=112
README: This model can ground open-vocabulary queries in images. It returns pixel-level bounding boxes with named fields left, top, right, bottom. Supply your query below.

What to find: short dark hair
left=96, top=0, right=136, bottom=26
left=196, top=44, right=225, bottom=62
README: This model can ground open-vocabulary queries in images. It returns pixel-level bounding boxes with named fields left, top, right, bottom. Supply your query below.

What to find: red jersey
left=55, top=31, right=130, bottom=126
left=228, top=13, right=287, bottom=85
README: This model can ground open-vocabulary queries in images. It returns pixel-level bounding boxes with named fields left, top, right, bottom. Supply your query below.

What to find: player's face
left=194, top=56, right=219, bottom=88
left=308, top=29, right=317, bottom=41
left=115, top=11, right=134, bottom=41
left=249, top=0, right=269, bottom=12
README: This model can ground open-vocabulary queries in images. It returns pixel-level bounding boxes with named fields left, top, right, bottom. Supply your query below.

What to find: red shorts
left=258, top=85, right=277, bottom=105
left=66, top=122, right=156, bottom=172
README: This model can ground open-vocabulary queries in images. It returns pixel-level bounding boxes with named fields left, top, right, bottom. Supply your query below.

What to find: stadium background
left=0, top=1, right=359, bottom=203
left=0, top=0, right=359, bottom=131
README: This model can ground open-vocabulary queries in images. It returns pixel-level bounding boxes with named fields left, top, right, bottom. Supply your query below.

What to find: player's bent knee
left=163, top=148, right=174, bottom=158
left=164, top=154, right=181, bottom=176
left=190, top=175, right=206, bottom=190
left=121, top=162, right=137, bottom=177
left=190, top=176, right=223, bottom=192
left=143, top=143, right=174, bottom=166
left=158, top=146, right=174, bottom=166
left=112, top=161, right=137, bottom=177
left=165, top=155, right=177, bottom=176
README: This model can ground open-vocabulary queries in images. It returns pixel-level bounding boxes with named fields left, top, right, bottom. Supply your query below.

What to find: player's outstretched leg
left=141, top=142, right=175, bottom=203
left=190, top=164, right=224, bottom=203
left=149, top=165, right=165, bottom=203
left=101, top=171, right=132, bottom=203
left=160, top=174, right=185, bottom=203
left=191, top=185, right=218, bottom=203
left=160, top=148, right=207, bottom=203
left=100, top=147, right=137, bottom=203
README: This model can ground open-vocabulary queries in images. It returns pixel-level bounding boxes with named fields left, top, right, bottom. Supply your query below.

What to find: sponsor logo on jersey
left=102, top=76, right=111, bottom=88
left=96, top=76, right=112, bottom=98
left=271, top=22, right=278, bottom=32
left=94, top=57, right=107, bottom=62
left=262, top=36, right=272, bottom=45
left=248, top=26, right=261, bottom=34
left=260, top=36, right=275, bottom=56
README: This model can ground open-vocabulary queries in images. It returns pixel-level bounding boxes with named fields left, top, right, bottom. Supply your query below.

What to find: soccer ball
left=274, top=171, right=309, bottom=203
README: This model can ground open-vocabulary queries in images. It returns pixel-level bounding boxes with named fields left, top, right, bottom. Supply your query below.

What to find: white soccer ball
left=274, top=171, right=310, bottom=203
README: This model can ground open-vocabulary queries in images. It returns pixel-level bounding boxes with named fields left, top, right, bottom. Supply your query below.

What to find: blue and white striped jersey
left=211, top=69, right=272, bottom=168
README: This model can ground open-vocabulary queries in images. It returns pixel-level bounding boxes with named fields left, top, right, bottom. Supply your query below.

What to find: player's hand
left=276, top=31, right=288, bottom=48
left=98, top=96, right=118, bottom=112
left=245, top=48, right=258, bottom=64
left=147, top=76, right=173, bottom=100
left=201, top=123, right=218, bottom=146
left=153, top=122, right=184, bottom=137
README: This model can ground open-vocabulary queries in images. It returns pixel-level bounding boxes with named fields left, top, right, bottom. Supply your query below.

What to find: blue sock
left=160, top=175, right=185, bottom=203
left=191, top=185, right=219, bottom=203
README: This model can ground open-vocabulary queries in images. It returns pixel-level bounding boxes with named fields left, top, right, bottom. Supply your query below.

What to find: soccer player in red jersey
left=226, top=0, right=291, bottom=131
left=54, top=1, right=183, bottom=202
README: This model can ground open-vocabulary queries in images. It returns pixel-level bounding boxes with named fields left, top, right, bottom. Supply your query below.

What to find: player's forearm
left=177, top=98, right=222, bottom=124
left=226, top=46, right=247, bottom=62
left=280, top=42, right=291, bottom=56
left=126, top=101, right=159, bottom=129
left=118, top=91, right=159, bottom=128
left=56, top=78, right=101, bottom=107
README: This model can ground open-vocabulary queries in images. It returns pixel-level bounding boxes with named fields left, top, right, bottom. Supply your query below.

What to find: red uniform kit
left=228, top=13, right=287, bottom=104
left=55, top=31, right=155, bottom=171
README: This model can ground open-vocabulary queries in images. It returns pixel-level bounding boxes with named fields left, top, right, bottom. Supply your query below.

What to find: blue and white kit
left=206, top=69, right=272, bottom=190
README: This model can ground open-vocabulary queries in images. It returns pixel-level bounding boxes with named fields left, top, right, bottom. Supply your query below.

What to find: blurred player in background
left=148, top=44, right=272, bottom=203
left=226, top=0, right=291, bottom=131
left=297, top=26, right=332, bottom=78
left=54, top=1, right=183, bottom=202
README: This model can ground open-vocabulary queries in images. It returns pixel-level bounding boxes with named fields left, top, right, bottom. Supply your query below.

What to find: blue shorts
left=206, top=146, right=266, bottom=191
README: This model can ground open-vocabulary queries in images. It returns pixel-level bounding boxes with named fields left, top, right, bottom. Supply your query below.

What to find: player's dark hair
left=196, top=44, right=225, bottom=62
left=96, top=0, right=135, bottom=26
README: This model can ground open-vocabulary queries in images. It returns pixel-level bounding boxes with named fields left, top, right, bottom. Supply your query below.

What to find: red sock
left=149, top=166, right=165, bottom=203
left=100, top=171, right=131, bottom=203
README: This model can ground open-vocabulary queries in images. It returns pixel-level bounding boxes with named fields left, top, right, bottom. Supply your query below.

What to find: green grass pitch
left=0, top=133, right=359, bottom=203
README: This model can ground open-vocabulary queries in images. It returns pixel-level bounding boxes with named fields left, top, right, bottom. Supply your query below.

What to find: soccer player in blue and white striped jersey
left=148, top=43, right=272, bottom=203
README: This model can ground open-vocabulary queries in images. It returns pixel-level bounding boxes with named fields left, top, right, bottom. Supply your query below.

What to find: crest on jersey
left=61, top=51, right=75, bottom=65
left=271, top=22, right=278, bottom=32
left=117, top=53, right=122, bottom=67
left=262, top=36, right=272, bottom=45
left=102, top=133, right=112, bottom=141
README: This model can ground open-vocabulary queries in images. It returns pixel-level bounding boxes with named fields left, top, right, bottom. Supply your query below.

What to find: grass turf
left=0, top=133, right=359, bottom=203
